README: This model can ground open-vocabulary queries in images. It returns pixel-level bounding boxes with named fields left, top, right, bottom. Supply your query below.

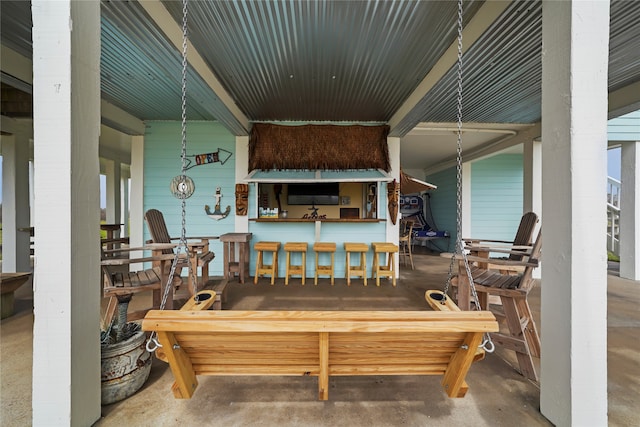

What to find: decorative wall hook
left=205, top=187, right=231, bottom=220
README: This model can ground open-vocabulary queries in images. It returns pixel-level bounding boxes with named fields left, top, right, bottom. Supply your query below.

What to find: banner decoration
left=185, top=148, right=233, bottom=170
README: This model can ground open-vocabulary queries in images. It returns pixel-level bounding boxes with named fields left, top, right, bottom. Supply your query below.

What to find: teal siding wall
left=608, top=110, right=640, bottom=141
left=144, top=121, right=236, bottom=275
left=425, top=167, right=456, bottom=251
left=470, top=154, right=524, bottom=241
left=144, top=121, right=390, bottom=278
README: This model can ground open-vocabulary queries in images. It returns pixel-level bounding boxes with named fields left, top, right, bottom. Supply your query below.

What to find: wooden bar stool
left=344, top=243, right=369, bottom=286
left=254, top=241, right=280, bottom=285
left=284, top=242, right=308, bottom=285
left=371, top=242, right=398, bottom=287
left=313, top=242, right=336, bottom=285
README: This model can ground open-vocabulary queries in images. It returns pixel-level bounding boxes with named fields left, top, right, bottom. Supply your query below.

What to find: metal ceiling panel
left=1, top=0, right=639, bottom=140
left=0, top=1, right=32, bottom=59
left=609, top=0, right=640, bottom=91
left=100, top=0, right=247, bottom=133
left=162, top=0, right=483, bottom=123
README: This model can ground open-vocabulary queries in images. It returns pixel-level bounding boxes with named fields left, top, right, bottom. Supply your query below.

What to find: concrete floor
left=1, top=250, right=639, bottom=426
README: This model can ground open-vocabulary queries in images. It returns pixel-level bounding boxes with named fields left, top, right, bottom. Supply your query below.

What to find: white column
left=105, top=159, right=122, bottom=233
left=235, top=135, right=249, bottom=232
left=1, top=133, right=31, bottom=272
left=540, top=1, right=609, bottom=426
left=32, top=1, right=101, bottom=425
left=122, top=167, right=131, bottom=236
left=524, top=138, right=542, bottom=278
left=619, top=141, right=640, bottom=280
left=129, top=135, right=145, bottom=267
left=461, top=162, right=472, bottom=242
left=523, top=138, right=542, bottom=219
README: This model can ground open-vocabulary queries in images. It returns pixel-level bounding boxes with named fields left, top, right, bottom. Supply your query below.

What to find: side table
left=220, top=233, right=252, bottom=283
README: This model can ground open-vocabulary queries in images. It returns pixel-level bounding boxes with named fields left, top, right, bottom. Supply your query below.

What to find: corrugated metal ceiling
left=1, top=0, right=639, bottom=138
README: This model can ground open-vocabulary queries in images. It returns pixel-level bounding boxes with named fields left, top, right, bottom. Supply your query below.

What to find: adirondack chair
left=450, top=229, right=542, bottom=381
left=144, top=209, right=216, bottom=294
left=463, top=211, right=538, bottom=273
left=101, top=243, right=178, bottom=330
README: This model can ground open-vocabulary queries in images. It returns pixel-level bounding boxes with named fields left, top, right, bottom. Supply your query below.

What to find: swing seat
left=142, top=304, right=498, bottom=400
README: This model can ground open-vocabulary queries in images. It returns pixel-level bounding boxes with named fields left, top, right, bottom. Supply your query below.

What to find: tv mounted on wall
left=287, top=183, right=340, bottom=205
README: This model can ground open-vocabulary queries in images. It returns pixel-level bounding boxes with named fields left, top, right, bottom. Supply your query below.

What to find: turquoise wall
left=425, top=167, right=456, bottom=251
left=144, top=121, right=390, bottom=278
left=426, top=153, right=525, bottom=248
left=144, top=121, right=236, bottom=275
left=608, top=110, right=640, bottom=141
left=470, top=153, right=524, bottom=241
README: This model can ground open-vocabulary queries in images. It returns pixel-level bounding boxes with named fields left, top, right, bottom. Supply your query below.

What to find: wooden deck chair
left=451, top=229, right=542, bottom=381
left=101, top=243, right=177, bottom=330
left=144, top=209, right=216, bottom=294
left=399, top=218, right=415, bottom=269
left=464, top=211, right=538, bottom=273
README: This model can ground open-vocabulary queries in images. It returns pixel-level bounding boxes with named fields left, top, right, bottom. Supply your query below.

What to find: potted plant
left=100, top=294, right=152, bottom=405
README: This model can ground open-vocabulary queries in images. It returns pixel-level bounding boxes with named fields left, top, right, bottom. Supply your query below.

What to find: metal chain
left=148, top=0, right=194, bottom=353
left=443, top=0, right=466, bottom=298
left=441, top=0, right=494, bottom=353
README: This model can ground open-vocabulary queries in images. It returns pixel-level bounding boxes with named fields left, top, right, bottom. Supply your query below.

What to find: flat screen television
left=287, top=183, right=340, bottom=205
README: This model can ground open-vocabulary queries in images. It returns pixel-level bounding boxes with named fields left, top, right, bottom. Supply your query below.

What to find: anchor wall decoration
left=205, top=187, right=231, bottom=220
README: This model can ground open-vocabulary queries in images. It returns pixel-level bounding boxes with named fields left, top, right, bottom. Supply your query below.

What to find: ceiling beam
left=101, top=100, right=146, bottom=135
left=0, top=45, right=32, bottom=86
left=425, top=122, right=541, bottom=175
left=608, top=80, right=640, bottom=120
left=138, top=0, right=250, bottom=135
left=388, top=1, right=511, bottom=137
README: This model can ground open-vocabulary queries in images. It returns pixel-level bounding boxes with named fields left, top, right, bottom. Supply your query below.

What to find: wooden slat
left=143, top=310, right=498, bottom=334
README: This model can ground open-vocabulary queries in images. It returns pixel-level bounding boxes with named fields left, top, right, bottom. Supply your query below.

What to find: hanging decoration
left=184, top=148, right=233, bottom=170
left=387, top=180, right=399, bottom=225
left=169, top=175, right=195, bottom=199
left=205, top=187, right=231, bottom=220
left=235, top=183, right=249, bottom=216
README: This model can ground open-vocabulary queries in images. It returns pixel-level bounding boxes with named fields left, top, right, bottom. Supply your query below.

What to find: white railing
left=607, top=177, right=620, bottom=255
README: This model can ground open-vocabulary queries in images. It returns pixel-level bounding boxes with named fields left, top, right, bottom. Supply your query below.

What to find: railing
left=607, top=177, right=620, bottom=255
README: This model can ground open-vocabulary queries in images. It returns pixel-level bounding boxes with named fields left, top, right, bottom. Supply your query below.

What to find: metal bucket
left=101, top=330, right=152, bottom=405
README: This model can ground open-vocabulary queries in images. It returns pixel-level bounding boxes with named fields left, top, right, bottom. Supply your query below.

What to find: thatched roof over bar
left=249, top=123, right=390, bottom=171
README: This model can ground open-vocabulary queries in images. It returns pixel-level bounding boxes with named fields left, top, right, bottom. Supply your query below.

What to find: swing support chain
left=147, top=0, right=198, bottom=354
left=441, top=0, right=494, bottom=354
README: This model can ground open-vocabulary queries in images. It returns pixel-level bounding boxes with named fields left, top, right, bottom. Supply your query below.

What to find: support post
left=619, top=141, right=640, bottom=280
left=540, top=1, right=609, bottom=425
left=32, top=1, right=101, bottom=424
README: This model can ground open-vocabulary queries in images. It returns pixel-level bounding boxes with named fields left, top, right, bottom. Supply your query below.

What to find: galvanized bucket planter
left=101, top=329, right=151, bottom=405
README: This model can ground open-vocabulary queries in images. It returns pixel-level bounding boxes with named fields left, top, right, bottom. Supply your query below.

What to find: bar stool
left=371, top=242, right=398, bottom=287
left=313, top=242, right=336, bottom=285
left=284, top=242, right=308, bottom=285
left=344, top=243, right=369, bottom=286
left=254, top=241, right=280, bottom=285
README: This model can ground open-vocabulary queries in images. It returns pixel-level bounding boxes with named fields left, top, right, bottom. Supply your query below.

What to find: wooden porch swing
left=141, top=0, right=498, bottom=401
